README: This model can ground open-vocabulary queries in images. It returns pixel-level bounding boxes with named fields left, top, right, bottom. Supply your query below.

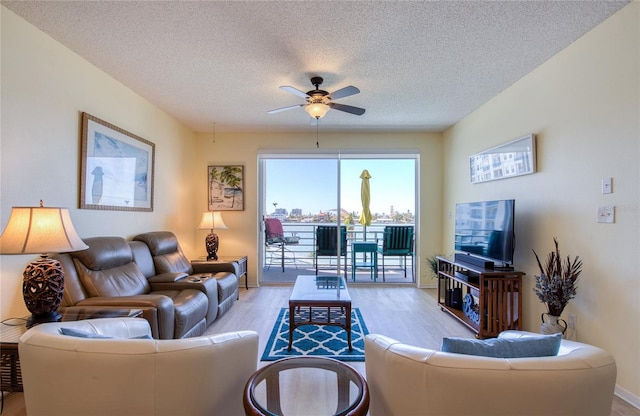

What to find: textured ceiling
left=2, top=1, right=629, bottom=133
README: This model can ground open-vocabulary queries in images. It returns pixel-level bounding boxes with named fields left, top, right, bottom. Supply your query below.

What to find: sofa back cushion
left=71, top=237, right=150, bottom=297
left=134, top=231, right=194, bottom=275
left=129, top=240, right=157, bottom=278
left=54, top=253, right=89, bottom=306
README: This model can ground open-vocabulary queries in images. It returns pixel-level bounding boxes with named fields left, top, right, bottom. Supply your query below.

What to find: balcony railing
left=263, top=222, right=414, bottom=269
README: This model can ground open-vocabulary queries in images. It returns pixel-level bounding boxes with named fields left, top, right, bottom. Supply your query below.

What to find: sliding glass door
left=259, top=151, right=417, bottom=283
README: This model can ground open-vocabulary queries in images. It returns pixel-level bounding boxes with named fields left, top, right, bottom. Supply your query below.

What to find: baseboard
left=615, top=385, right=640, bottom=409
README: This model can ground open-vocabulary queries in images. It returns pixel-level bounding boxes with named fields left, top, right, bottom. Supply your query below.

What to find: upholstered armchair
left=19, top=318, right=259, bottom=416
left=365, top=331, right=617, bottom=416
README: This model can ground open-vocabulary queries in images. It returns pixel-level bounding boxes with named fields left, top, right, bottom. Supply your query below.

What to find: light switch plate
left=601, top=177, right=612, bottom=194
left=597, top=206, right=615, bottom=223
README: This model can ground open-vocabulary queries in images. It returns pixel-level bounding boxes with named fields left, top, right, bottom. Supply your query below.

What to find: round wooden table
left=243, top=357, right=369, bottom=416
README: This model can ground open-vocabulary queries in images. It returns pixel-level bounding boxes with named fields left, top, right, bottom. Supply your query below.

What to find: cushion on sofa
left=74, top=260, right=151, bottom=297
left=60, top=327, right=153, bottom=339
left=60, top=327, right=112, bottom=339
left=441, top=332, right=562, bottom=358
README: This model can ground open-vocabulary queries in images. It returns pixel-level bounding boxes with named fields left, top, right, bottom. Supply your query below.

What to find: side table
left=244, top=356, right=369, bottom=416
left=193, top=255, right=248, bottom=290
left=351, top=241, right=378, bottom=282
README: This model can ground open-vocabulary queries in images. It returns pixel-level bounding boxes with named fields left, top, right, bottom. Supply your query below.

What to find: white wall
left=193, top=131, right=443, bottom=288
left=443, top=3, right=639, bottom=403
left=0, top=8, right=199, bottom=319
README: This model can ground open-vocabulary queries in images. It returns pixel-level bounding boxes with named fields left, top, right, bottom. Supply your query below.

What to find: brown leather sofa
left=133, top=231, right=238, bottom=319
left=55, top=232, right=238, bottom=339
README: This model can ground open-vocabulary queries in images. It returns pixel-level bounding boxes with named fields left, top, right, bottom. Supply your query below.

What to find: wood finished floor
left=2, top=285, right=638, bottom=415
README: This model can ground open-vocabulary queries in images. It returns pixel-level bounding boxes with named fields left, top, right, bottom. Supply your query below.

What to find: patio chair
left=264, top=217, right=299, bottom=272
left=315, top=225, right=348, bottom=279
left=377, top=225, right=414, bottom=282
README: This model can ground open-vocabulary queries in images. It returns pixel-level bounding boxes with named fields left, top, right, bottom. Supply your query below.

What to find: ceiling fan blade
left=329, top=86, right=360, bottom=100
left=280, top=86, right=310, bottom=99
left=267, top=104, right=304, bottom=114
left=328, top=102, right=366, bottom=116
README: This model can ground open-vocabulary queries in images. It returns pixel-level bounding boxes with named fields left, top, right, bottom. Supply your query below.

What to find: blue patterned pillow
left=441, top=333, right=562, bottom=358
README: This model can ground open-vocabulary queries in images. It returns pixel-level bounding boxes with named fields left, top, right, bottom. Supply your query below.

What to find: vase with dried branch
left=532, top=238, right=582, bottom=335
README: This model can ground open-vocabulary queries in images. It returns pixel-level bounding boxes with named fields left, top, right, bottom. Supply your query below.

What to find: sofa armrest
left=148, top=272, right=189, bottom=283
left=73, top=295, right=175, bottom=339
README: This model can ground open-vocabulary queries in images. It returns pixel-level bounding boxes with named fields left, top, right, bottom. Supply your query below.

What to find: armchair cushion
left=441, top=332, right=562, bottom=358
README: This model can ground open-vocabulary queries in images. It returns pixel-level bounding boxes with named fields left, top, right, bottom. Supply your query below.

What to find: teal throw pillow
left=60, top=328, right=152, bottom=340
left=441, top=333, right=562, bottom=358
left=60, top=327, right=113, bottom=339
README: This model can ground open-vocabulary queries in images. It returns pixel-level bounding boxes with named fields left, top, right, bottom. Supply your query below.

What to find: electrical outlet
left=597, top=206, right=615, bottom=223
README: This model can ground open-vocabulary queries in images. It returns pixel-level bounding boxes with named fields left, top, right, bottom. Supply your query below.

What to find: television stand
left=454, top=253, right=494, bottom=269
left=437, top=256, right=525, bottom=339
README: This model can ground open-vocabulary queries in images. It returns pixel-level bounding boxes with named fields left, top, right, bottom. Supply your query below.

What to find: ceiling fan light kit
left=268, top=76, right=365, bottom=119
left=305, top=102, right=330, bottom=119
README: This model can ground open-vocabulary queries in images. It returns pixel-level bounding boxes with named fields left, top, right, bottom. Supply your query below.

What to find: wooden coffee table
left=288, top=275, right=352, bottom=351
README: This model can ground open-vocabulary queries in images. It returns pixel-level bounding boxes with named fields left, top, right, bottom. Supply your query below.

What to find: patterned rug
left=261, top=307, right=369, bottom=362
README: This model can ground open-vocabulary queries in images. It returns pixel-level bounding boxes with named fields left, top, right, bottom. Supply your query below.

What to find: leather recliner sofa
left=133, top=231, right=239, bottom=320
left=55, top=232, right=238, bottom=339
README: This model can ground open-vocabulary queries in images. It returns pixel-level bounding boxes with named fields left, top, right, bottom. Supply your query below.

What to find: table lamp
left=197, top=211, right=228, bottom=260
left=0, top=201, right=88, bottom=327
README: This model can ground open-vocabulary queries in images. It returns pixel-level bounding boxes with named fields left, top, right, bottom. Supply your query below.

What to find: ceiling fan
left=268, top=76, right=366, bottom=119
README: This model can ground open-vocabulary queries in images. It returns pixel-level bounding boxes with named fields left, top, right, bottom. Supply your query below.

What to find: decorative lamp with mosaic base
left=197, top=211, right=228, bottom=261
left=0, top=201, right=88, bottom=327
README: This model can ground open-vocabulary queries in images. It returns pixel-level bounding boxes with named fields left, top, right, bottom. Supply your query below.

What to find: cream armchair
left=365, top=331, right=617, bottom=416
left=19, top=318, right=259, bottom=416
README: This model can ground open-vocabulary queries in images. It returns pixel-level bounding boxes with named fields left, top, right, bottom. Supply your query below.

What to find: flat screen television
left=454, top=199, right=515, bottom=267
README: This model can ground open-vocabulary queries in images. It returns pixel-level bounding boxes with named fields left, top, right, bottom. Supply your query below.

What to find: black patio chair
left=377, top=225, right=414, bottom=282
left=314, top=225, right=348, bottom=279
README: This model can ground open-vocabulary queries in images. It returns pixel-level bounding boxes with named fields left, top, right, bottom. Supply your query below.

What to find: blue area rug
left=261, top=307, right=368, bottom=362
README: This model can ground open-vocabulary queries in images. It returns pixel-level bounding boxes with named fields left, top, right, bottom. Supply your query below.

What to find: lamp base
left=26, top=311, right=62, bottom=328
left=205, top=232, right=219, bottom=261
left=22, top=257, right=64, bottom=327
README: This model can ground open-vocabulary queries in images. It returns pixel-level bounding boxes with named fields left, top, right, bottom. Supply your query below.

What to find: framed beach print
left=208, top=165, right=244, bottom=211
left=80, top=112, right=155, bottom=211
left=470, top=134, right=536, bottom=184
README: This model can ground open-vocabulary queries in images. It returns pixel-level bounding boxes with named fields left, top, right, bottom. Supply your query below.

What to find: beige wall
left=443, top=3, right=639, bottom=402
left=0, top=8, right=200, bottom=319
left=193, top=131, right=443, bottom=288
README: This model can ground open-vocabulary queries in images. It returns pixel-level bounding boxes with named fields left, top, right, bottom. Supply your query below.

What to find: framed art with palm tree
left=208, top=165, right=244, bottom=211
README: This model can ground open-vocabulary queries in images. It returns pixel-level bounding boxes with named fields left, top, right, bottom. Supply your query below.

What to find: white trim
left=615, top=385, right=640, bottom=410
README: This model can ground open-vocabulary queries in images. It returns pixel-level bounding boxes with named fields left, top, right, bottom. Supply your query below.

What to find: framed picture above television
left=470, top=134, right=536, bottom=184
left=208, top=165, right=244, bottom=211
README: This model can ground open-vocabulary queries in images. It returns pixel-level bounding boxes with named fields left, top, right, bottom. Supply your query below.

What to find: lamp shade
left=0, top=206, right=88, bottom=254
left=197, top=211, right=228, bottom=231
left=305, top=103, right=330, bottom=119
